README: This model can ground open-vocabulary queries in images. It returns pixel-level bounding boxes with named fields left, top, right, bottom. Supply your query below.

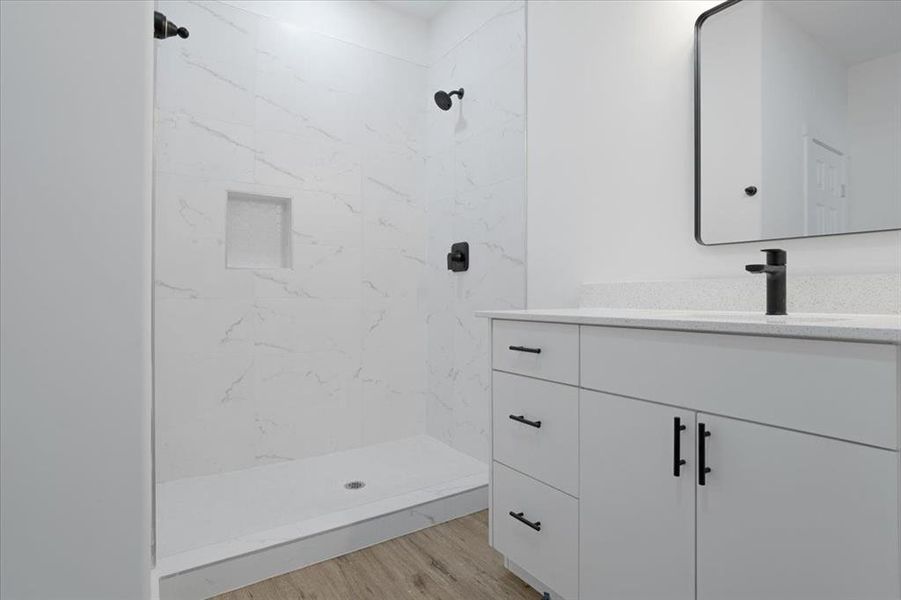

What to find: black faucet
left=745, top=249, right=787, bottom=315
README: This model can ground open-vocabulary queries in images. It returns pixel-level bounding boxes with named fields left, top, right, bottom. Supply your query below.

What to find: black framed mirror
left=695, top=0, right=901, bottom=245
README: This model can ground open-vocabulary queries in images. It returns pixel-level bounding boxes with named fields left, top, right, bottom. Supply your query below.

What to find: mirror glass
left=696, top=0, right=901, bottom=244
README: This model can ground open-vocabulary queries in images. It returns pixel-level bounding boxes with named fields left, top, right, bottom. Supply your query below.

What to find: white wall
left=527, top=0, right=901, bottom=308
left=760, top=1, right=848, bottom=238
left=0, top=1, right=152, bottom=598
left=847, top=51, right=901, bottom=231
left=425, top=1, right=526, bottom=462
left=153, top=0, right=430, bottom=482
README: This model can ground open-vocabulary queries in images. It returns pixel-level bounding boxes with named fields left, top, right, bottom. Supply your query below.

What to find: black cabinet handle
left=509, top=511, right=541, bottom=531
left=508, top=345, right=541, bottom=354
left=698, top=422, right=712, bottom=486
left=673, top=417, right=687, bottom=477
left=509, top=414, right=542, bottom=428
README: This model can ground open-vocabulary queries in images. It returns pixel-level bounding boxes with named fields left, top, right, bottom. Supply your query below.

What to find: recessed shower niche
left=225, top=191, right=292, bottom=269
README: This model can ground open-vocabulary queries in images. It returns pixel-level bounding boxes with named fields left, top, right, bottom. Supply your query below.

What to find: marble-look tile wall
left=424, top=2, right=527, bottom=462
left=154, top=1, right=430, bottom=482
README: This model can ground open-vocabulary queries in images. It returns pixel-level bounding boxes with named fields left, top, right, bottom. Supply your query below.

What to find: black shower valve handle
left=447, top=241, right=469, bottom=272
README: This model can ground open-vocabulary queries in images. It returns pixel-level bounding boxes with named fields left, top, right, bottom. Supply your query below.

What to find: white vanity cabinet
left=484, top=312, right=901, bottom=600
left=493, top=371, right=579, bottom=496
left=695, top=414, right=899, bottom=600
left=580, top=391, right=696, bottom=600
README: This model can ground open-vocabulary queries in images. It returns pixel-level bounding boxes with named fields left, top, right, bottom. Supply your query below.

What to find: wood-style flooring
left=214, top=510, right=541, bottom=600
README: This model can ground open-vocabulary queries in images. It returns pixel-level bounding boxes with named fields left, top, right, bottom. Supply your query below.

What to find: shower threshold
left=153, top=435, right=488, bottom=599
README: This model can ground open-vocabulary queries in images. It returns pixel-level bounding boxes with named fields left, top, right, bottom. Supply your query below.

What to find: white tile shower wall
left=424, top=1, right=527, bottom=462
left=222, top=0, right=430, bottom=65
left=154, top=0, right=430, bottom=482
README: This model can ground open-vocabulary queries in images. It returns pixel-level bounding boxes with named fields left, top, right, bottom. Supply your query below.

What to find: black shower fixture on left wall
left=154, top=11, right=189, bottom=40
left=434, top=88, right=464, bottom=111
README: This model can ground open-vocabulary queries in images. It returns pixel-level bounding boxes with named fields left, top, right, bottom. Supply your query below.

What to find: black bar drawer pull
left=673, top=416, right=687, bottom=477
left=698, top=422, right=712, bottom=486
left=509, top=414, right=542, bottom=428
left=509, top=511, right=541, bottom=531
left=508, top=345, right=541, bottom=354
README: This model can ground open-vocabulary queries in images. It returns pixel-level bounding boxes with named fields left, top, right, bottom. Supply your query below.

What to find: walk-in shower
left=151, top=1, right=525, bottom=596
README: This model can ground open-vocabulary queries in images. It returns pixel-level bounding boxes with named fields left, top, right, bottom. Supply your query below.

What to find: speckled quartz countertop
left=475, top=308, right=901, bottom=344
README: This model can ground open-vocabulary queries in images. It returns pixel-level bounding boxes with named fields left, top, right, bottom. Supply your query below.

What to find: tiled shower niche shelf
left=226, top=191, right=292, bottom=269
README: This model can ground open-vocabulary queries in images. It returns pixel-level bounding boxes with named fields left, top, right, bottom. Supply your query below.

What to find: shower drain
left=344, top=480, right=366, bottom=490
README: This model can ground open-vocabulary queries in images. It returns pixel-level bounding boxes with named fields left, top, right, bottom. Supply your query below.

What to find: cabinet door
left=580, top=390, right=696, bottom=600
left=697, top=414, right=900, bottom=600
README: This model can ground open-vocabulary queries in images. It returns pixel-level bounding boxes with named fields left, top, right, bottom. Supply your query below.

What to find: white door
left=697, top=414, right=900, bottom=600
left=580, top=391, right=696, bottom=600
left=805, top=137, right=847, bottom=235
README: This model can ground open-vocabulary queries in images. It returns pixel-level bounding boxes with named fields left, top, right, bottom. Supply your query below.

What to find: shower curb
left=154, top=480, right=488, bottom=599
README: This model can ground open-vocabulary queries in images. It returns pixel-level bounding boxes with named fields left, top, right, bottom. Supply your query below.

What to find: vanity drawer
left=493, top=371, right=579, bottom=495
left=493, top=320, right=579, bottom=384
left=580, top=326, right=898, bottom=449
left=492, top=462, right=579, bottom=600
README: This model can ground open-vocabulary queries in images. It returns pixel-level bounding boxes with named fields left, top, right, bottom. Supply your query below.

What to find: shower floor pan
left=153, top=435, right=488, bottom=599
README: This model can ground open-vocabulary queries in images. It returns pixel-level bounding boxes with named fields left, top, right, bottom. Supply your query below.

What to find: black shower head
left=434, top=88, right=464, bottom=111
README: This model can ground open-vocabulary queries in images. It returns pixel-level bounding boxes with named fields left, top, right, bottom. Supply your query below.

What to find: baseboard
left=156, top=484, right=488, bottom=599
